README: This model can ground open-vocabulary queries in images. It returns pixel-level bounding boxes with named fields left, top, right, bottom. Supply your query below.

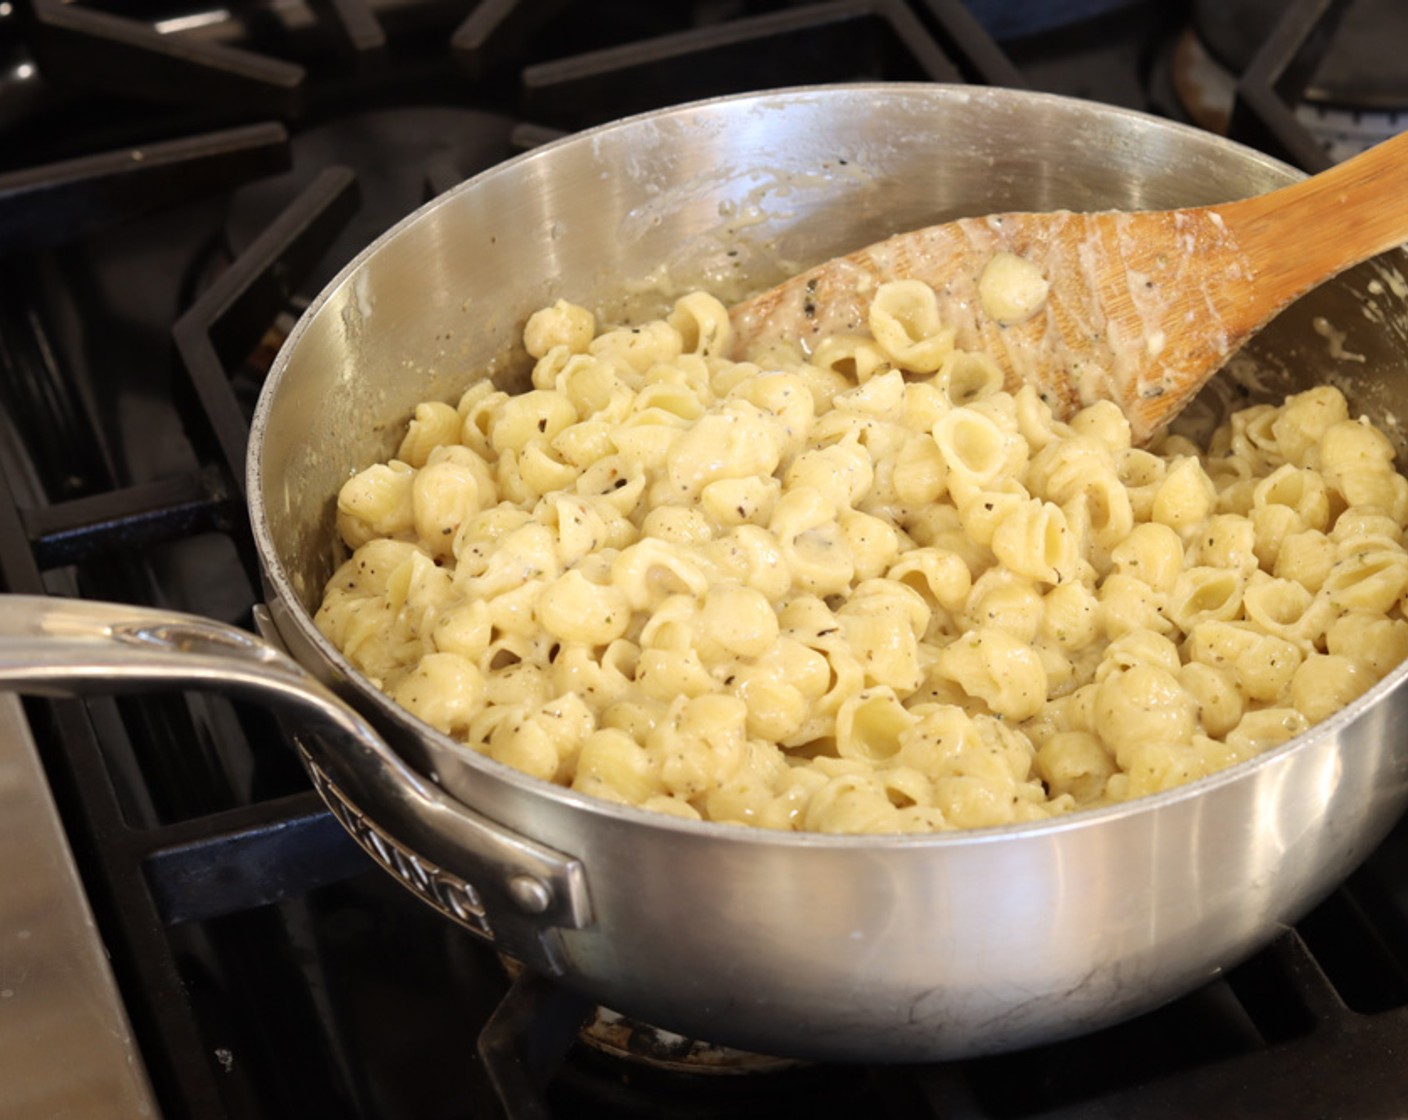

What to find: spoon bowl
left=730, top=128, right=1408, bottom=444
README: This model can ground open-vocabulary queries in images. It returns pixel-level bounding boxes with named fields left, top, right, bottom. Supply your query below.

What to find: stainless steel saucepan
left=6, top=85, right=1408, bottom=1062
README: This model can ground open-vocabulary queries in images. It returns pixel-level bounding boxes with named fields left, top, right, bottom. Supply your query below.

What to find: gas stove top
left=3, top=2, right=1408, bottom=1118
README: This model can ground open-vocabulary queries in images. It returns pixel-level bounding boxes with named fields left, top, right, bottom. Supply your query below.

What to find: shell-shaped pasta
left=936, top=627, right=1047, bottom=720
left=1224, top=708, right=1309, bottom=756
left=572, top=728, right=665, bottom=805
left=466, top=522, right=559, bottom=599
left=1040, top=579, right=1102, bottom=651
left=1253, top=464, right=1331, bottom=532
left=888, top=547, right=972, bottom=613
left=635, top=647, right=714, bottom=703
left=934, top=408, right=1018, bottom=489
left=537, top=570, right=631, bottom=645
left=1025, top=435, right=1112, bottom=505
left=839, top=509, right=902, bottom=582
left=487, top=694, right=589, bottom=783
left=1099, top=573, right=1173, bottom=639
left=611, top=537, right=713, bottom=612
left=901, top=381, right=949, bottom=433
left=890, top=434, right=949, bottom=507
left=1271, top=385, right=1349, bottom=467
left=338, top=460, right=416, bottom=545
left=412, top=458, right=482, bottom=556
left=484, top=578, right=548, bottom=639
left=699, top=475, right=782, bottom=530
left=868, top=279, right=956, bottom=373
left=1061, top=478, right=1134, bottom=571
left=459, top=388, right=508, bottom=461
left=1191, top=513, right=1259, bottom=576
left=1116, top=447, right=1167, bottom=522
left=1327, top=611, right=1408, bottom=676
left=1243, top=572, right=1333, bottom=646
left=524, top=298, right=596, bottom=360
left=608, top=417, right=685, bottom=480
left=696, top=582, right=779, bottom=661
left=963, top=569, right=1044, bottom=642
left=589, top=319, right=684, bottom=374
left=837, top=589, right=924, bottom=691
left=810, top=331, right=892, bottom=384
left=704, top=525, right=792, bottom=601
left=955, top=480, right=1028, bottom=549
left=655, top=693, right=749, bottom=796
left=1217, top=403, right=1280, bottom=474
left=431, top=599, right=491, bottom=660
left=1151, top=456, right=1216, bottom=534
left=703, top=741, right=793, bottom=827
left=934, top=348, right=1005, bottom=406
left=1320, top=547, right=1408, bottom=614
left=1331, top=509, right=1404, bottom=551
left=832, top=368, right=907, bottom=421
left=668, top=291, right=733, bottom=357
left=1095, top=630, right=1181, bottom=683
left=834, top=688, right=916, bottom=764
left=553, top=641, right=640, bottom=710
left=633, top=380, right=706, bottom=423
left=784, top=437, right=874, bottom=509
left=1010, top=384, right=1071, bottom=453
left=397, top=401, right=461, bottom=467
left=1069, top=399, right=1132, bottom=453
left=803, top=771, right=904, bottom=834
left=1273, top=529, right=1335, bottom=592
left=575, top=455, right=647, bottom=515
left=551, top=418, right=616, bottom=470
left=666, top=402, right=782, bottom=500
left=1165, top=566, right=1245, bottom=632
left=1178, top=661, right=1244, bottom=738
left=1289, top=653, right=1373, bottom=723
left=389, top=652, right=483, bottom=737
left=1094, top=665, right=1197, bottom=762
left=991, top=498, right=1077, bottom=584
left=491, top=389, right=578, bottom=454
left=728, top=670, right=806, bottom=743
left=328, top=538, right=423, bottom=600
left=555, top=353, right=624, bottom=413
left=1333, top=466, right=1408, bottom=523
left=636, top=506, right=709, bottom=545
left=1319, top=417, right=1396, bottom=474
left=902, top=501, right=992, bottom=573
left=732, top=371, right=822, bottom=450
left=1186, top=620, right=1303, bottom=703
left=772, top=494, right=855, bottom=597
left=1035, top=730, right=1115, bottom=803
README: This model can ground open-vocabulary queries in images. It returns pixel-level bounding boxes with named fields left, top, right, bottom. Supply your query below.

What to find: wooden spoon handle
left=1215, top=127, right=1408, bottom=334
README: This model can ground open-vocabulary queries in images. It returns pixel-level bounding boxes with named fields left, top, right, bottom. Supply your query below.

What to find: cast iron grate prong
left=0, top=122, right=290, bottom=255
left=24, top=0, right=305, bottom=117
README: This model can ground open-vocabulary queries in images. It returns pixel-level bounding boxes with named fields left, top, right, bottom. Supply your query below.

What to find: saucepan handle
left=0, top=594, right=592, bottom=974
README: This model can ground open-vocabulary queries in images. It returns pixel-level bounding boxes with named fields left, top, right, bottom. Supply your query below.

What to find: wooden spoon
left=729, top=128, right=1408, bottom=444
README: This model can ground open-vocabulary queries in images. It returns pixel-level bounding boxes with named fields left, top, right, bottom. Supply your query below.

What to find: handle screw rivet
left=508, top=875, right=552, bottom=914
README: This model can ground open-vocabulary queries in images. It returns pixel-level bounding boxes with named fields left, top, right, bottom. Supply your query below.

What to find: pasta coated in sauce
left=315, top=280, right=1408, bottom=834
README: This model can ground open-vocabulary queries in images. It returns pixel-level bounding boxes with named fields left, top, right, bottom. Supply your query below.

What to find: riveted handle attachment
left=0, top=595, right=592, bottom=973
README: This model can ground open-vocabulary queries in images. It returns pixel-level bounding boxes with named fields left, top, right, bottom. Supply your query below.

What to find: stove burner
left=496, top=954, right=804, bottom=1078
left=577, top=1008, right=804, bottom=1075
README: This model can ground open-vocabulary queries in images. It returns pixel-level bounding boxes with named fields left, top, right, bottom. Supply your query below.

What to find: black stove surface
left=3, top=1, right=1408, bottom=1118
